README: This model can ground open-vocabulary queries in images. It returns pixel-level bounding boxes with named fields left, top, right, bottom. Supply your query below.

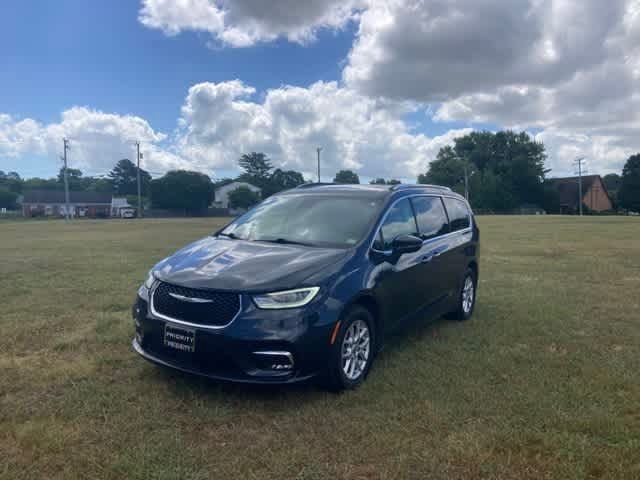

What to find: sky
left=1, top=0, right=639, bottom=182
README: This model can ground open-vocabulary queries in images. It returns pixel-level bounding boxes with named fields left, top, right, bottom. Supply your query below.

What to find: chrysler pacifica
left=132, top=183, right=479, bottom=390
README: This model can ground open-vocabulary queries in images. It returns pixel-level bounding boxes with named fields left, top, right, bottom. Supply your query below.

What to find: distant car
left=120, top=208, right=135, bottom=218
left=132, top=184, right=480, bottom=390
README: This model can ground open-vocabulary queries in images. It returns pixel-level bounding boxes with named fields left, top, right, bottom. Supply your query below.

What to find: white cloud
left=344, top=0, right=629, bottom=101
left=0, top=108, right=185, bottom=176
left=8, top=0, right=640, bottom=180
left=1, top=83, right=470, bottom=180
left=139, top=0, right=364, bottom=47
left=535, top=129, right=640, bottom=176
left=341, top=0, right=640, bottom=176
left=175, top=80, right=472, bottom=178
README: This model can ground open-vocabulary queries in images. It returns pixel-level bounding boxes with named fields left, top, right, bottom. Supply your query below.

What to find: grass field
left=1, top=216, right=639, bottom=479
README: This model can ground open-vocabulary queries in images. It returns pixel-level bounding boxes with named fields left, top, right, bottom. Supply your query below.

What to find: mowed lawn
left=1, top=216, right=639, bottom=479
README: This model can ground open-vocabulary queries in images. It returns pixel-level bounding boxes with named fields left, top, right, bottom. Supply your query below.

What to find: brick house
left=548, top=175, right=613, bottom=214
left=22, top=190, right=112, bottom=218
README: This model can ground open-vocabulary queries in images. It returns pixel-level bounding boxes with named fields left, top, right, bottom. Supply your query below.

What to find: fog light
left=252, top=351, right=294, bottom=371
left=271, top=363, right=292, bottom=371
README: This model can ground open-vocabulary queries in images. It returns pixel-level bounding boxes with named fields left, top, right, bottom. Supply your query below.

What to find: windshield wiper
left=218, top=232, right=241, bottom=240
left=257, top=237, right=314, bottom=247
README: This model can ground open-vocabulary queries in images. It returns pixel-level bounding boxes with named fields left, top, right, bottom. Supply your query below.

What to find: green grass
left=1, top=216, right=639, bottom=479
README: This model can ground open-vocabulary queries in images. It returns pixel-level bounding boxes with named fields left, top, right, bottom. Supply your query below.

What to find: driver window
left=379, top=198, right=419, bottom=250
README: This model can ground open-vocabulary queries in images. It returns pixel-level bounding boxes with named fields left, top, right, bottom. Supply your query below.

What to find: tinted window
left=221, top=194, right=383, bottom=248
left=443, top=197, right=471, bottom=231
left=411, top=196, right=449, bottom=239
left=378, top=198, right=418, bottom=250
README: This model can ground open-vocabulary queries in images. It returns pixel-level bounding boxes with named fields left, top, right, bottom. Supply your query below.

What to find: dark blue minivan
left=133, top=184, right=479, bottom=390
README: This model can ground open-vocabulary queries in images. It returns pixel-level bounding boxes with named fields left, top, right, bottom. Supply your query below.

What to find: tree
left=83, top=176, right=113, bottom=193
left=603, top=173, right=621, bottom=206
left=541, top=181, right=561, bottom=214
left=235, top=154, right=305, bottom=196
left=57, top=167, right=84, bottom=190
left=0, top=171, right=22, bottom=193
left=418, top=131, right=547, bottom=211
left=108, top=159, right=151, bottom=196
left=151, top=170, right=214, bottom=212
left=263, top=168, right=305, bottom=196
left=0, top=187, right=18, bottom=209
left=370, top=177, right=401, bottom=185
left=228, top=186, right=261, bottom=210
left=22, top=177, right=59, bottom=190
left=418, top=146, right=472, bottom=195
left=334, top=170, right=360, bottom=184
left=618, top=154, right=640, bottom=212
left=238, top=152, right=274, bottom=190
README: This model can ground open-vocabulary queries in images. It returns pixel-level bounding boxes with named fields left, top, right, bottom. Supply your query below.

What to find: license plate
left=164, top=324, right=195, bottom=353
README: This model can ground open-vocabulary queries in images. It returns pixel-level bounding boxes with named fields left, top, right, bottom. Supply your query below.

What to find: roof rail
left=295, top=182, right=336, bottom=189
left=390, top=184, right=452, bottom=192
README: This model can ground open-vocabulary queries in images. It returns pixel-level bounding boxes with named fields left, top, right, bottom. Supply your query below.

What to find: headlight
left=143, top=270, right=155, bottom=290
left=252, top=287, right=320, bottom=309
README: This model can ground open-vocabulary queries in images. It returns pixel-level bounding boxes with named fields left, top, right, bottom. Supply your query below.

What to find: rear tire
left=448, top=268, right=477, bottom=321
left=324, top=305, right=375, bottom=392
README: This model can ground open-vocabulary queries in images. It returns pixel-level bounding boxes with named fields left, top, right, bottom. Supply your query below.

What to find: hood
left=152, top=236, right=349, bottom=292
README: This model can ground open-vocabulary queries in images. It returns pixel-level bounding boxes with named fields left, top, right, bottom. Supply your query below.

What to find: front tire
left=324, top=305, right=375, bottom=392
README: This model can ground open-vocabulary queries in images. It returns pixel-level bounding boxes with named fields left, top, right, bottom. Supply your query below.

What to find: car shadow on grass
left=152, top=364, right=322, bottom=399
left=144, top=314, right=461, bottom=403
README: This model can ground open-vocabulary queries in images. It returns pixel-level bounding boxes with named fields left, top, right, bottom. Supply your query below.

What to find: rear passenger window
left=411, top=197, right=449, bottom=239
left=443, top=197, right=471, bottom=232
left=378, top=198, right=418, bottom=250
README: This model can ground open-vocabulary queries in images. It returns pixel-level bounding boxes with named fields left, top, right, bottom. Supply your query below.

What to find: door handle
left=422, top=247, right=444, bottom=263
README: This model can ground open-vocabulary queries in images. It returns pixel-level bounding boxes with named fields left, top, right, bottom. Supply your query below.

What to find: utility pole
left=135, top=141, right=142, bottom=218
left=62, top=138, right=71, bottom=221
left=574, top=157, right=585, bottom=216
left=316, top=147, right=322, bottom=183
left=463, top=165, right=469, bottom=201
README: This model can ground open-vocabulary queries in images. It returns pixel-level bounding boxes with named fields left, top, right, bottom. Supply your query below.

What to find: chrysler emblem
left=168, top=292, right=213, bottom=303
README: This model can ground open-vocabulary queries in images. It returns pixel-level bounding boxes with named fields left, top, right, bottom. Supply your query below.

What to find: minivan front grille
left=152, top=281, right=240, bottom=327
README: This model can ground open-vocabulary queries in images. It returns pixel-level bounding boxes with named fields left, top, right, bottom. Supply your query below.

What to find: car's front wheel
left=325, top=305, right=375, bottom=391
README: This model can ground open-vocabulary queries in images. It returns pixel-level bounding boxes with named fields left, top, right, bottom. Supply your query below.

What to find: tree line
left=417, top=130, right=640, bottom=213
left=3, top=133, right=639, bottom=213
left=0, top=154, right=377, bottom=212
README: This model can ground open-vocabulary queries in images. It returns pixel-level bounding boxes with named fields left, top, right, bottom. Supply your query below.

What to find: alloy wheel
left=462, top=275, right=474, bottom=314
left=341, top=319, right=371, bottom=380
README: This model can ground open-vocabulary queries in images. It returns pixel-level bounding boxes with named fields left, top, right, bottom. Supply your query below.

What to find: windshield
left=219, top=194, right=383, bottom=248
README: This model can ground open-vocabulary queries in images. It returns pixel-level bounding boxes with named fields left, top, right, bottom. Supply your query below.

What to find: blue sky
left=0, top=0, right=486, bottom=182
left=1, top=0, right=636, bottom=180
left=1, top=1, right=352, bottom=132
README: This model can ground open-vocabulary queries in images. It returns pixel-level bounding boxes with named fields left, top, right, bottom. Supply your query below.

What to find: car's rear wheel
left=324, top=305, right=375, bottom=391
left=449, top=268, right=477, bottom=321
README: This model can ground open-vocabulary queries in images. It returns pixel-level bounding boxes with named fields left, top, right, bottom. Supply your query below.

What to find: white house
left=213, top=182, right=262, bottom=209
left=111, top=197, right=133, bottom=217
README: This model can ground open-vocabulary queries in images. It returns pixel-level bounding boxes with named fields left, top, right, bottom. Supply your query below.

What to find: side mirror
left=392, top=234, right=423, bottom=254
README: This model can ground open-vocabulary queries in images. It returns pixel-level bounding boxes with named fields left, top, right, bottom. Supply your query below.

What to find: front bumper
left=132, top=338, right=316, bottom=384
left=132, top=292, right=338, bottom=384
